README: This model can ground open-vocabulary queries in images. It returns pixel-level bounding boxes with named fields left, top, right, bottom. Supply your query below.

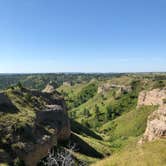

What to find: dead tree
left=41, top=143, right=87, bottom=166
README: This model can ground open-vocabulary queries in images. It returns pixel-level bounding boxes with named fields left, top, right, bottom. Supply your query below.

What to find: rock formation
left=97, top=83, right=131, bottom=95
left=63, top=82, right=71, bottom=86
left=139, top=104, right=166, bottom=143
left=20, top=105, right=71, bottom=165
left=36, top=106, right=70, bottom=141
left=137, top=88, right=166, bottom=107
left=0, top=87, right=71, bottom=166
left=97, top=83, right=111, bottom=94
left=138, top=88, right=166, bottom=143
left=42, top=84, right=55, bottom=93
left=17, top=134, right=57, bottom=166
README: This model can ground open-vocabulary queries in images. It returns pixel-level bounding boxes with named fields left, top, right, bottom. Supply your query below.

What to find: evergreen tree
left=95, top=105, right=100, bottom=120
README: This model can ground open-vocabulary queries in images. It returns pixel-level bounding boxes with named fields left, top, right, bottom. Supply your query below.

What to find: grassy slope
left=69, top=105, right=156, bottom=164
left=58, top=83, right=88, bottom=97
left=0, top=88, right=36, bottom=133
left=70, top=89, right=114, bottom=123
left=71, top=133, right=112, bottom=165
left=92, top=139, right=166, bottom=166
left=0, top=88, right=39, bottom=165
left=98, top=106, right=156, bottom=154
left=57, top=76, right=166, bottom=165
left=75, top=133, right=112, bottom=156
left=100, top=106, right=156, bottom=140
left=1, top=74, right=166, bottom=165
left=70, top=120, right=113, bottom=164
left=60, top=80, right=140, bottom=135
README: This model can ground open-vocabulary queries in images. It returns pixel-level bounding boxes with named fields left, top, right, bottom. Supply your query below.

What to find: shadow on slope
left=70, top=119, right=102, bottom=140
left=70, top=133, right=104, bottom=159
left=0, top=93, right=19, bottom=113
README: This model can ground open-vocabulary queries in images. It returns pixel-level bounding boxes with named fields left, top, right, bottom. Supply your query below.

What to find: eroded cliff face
left=137, top=88, right=166, bottom=107
left=17, top=134, right=57, bottom=166
left=97, top=83, right=131, bottom=95
left=138, top=88, right=166, bottom=143
left=36, top=107, right=71, bottom=141
left=139, top=105, right=166, bottom=143
left=0, top=87, right=71, bottom=166
left=21, top=93, right=70, bottom=166
left=20, top=109, right=71, bottom=165
left=42, top=84, right=55, bottom=93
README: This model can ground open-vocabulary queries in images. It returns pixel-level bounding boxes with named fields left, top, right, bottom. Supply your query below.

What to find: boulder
left=42, top=84, right=55, bottom=93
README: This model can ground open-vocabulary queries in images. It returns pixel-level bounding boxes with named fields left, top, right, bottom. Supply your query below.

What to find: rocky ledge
left=137, top=88, right=166, bottom=107
left=139, top=104, right=166, bottom=143
left=0, top=86, right=71, bottom=166
left=138, top=88, right=166, bottom=143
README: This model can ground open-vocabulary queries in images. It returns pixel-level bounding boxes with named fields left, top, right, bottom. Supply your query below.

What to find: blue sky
left=0, top=0, right=166, bottom=73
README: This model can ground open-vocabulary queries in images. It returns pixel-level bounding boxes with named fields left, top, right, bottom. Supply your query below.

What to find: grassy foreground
left=92, top=139, right=166, bottom=166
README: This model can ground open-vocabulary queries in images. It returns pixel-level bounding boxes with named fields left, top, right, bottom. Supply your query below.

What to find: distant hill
left=0, top=73, right=123, bottom=90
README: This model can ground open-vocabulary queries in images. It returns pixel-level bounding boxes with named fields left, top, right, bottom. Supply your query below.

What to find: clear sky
left=0, top=0, right=166, bottom=73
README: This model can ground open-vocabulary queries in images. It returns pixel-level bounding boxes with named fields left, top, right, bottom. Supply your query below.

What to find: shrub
left=153, top=80, right=165, bottom=89
left=17, top=82, right=23, bottom=89
left=163, top=98, right=166, bottom=104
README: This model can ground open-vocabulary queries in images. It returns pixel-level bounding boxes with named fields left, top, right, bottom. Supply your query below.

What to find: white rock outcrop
left=137, top=88, right=166, bottom=107
left=138, top=88, right=166, bottom=143
left=97, top=83, right=131, bottom=94
left=139, top=105, right=166, bottom=143
left=42, top=84, right=55, bottom=93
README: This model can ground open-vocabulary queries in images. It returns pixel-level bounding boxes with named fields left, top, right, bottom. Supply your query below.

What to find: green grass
left=59, top=76, right=143, bottom=131
left=73, top=152, right=99, bottom=165
left=75, top=133, right=112, bottom=157
left=70, top=132, right=113, bottom=164
left=69, top=104, right=155, bottom=165
left=1, top=74, right=166, bottom=165
left=68, top=84, right=140, bottom=133
left=92, top=139, right=166, bottom=166
left=57, top=76, right=165, bottom=165
left=70, top=120, right=112, bottom=164
left=100, top=106, right=157, bottom=140
left=98, top=106, right=157, bottom=152
left=0, top=88, right=38, bottom=150
left=58, top=81, right=98, bottom=109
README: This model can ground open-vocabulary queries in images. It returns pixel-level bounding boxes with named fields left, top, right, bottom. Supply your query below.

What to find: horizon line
left=0, top=71, right=166, bottom=75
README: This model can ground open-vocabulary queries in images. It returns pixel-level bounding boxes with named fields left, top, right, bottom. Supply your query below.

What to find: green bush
left=153, top=80, right=165, bottom=89
left=69, top=83, right=98, bottom=108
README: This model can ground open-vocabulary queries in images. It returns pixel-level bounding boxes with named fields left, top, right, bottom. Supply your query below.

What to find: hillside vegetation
left=0, top=84, right=70, bottom=165
left=57, top=73, right=166, bottom=165
left=0, top=73, right=166, bottom=165
left=92, top=139, right=166, bottom=166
